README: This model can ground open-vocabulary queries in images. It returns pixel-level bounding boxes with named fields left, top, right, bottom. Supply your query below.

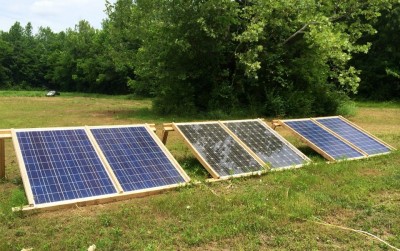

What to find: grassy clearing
left=0, top=92, right=399, bottom=250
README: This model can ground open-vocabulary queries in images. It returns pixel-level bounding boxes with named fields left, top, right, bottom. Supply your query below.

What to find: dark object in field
left=45, top=90, right=60, bottom=97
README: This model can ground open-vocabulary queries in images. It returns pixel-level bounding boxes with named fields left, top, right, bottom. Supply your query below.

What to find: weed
left=337, top=100, right=357, bottom=116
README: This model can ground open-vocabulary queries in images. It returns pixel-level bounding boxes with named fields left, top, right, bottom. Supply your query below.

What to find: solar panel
left=14, top=128, right=117, bottom=205
left=315, top=117, right=391, bottom=156
left=89, top=125, right=189, bottom=192
left=222, top=120, right=310, bottom=169
left=175, top=122, right=264, bottom=178
left=283, top=119, right=364, bottom=160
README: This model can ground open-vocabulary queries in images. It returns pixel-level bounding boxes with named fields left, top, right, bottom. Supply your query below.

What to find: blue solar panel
left=176, top=123, right=263, bottom=177
left=223, top=120, right=309, bottom=168
left=16, top=129, right=117, bottom=205
left=90, top=126, right=187, bottom=192
left=315, top=117, right=391, bottom=155
left=284, top=120, right=364, bottom=160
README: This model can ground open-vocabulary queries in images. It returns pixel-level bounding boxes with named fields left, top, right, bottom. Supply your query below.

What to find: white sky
left=0, top=0, right=117, bottom=33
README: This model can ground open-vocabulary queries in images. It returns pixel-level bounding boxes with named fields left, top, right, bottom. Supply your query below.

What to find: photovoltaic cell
left=90, top=126, right=187, bottom=192
left=176, top=123, right=263, bottom=177
left=284, top=120, right=364, bottom=160
left=223, top=120, right=309, bottom=168
left=15, top=129, right=117, bottom=205
left=315, top=117, right=391, bottom=155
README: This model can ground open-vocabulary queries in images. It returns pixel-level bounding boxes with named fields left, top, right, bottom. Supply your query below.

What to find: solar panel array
left=175, top=123, right=264, bottom=177
left=174, top=119, right=312, bottom=178
left=281, top=116, right=394, bottom=161
left=315, top=117, right=391, bottom=156
left=11, top=117, right=393, bottom=210
left=223, top=120, right=310, bottom=169
left=13, top=125, right=189, bottom=209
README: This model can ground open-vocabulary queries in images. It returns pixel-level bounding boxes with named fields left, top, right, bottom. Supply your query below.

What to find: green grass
left=355, top=100, right=400, bottom=109
left=0, top=91, right=399, bottom=250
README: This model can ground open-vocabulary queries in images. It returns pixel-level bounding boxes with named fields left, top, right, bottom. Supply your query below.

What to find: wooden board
left=0, top=139, right=5, bottom=179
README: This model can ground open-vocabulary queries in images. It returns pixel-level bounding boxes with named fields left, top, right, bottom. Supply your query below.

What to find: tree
left=132, top=0, right=393, bottom=116
left=134, top=0, right=239, bottom=113
left=0, top=34, right=12, bottom=86
left=353, top=3, right=400, bottom=100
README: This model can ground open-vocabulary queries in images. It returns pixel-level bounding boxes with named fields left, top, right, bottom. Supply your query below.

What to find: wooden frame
left=278, top=118, right=366, bottom=162
left=10, top=124, right=190, bottom=212
left=221, top=119, right=311, bottom=170
left=161, top=123, right=174, bottom=145
left=0, top=129, right=11, bottom=179
left=172, top=121, right=268, bottom=181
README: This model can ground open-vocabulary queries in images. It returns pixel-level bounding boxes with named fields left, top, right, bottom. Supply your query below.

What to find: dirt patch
left=357, top=168, right=383, bottom=177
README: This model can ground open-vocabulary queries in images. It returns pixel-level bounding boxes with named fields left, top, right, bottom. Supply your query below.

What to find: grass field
left=0, top=91, right=399, bottom=250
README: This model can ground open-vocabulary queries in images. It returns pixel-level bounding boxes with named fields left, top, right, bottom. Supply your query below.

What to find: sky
left=0, top=0, right=116, bottom=33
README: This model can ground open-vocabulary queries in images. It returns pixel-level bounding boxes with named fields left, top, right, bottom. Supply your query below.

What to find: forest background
left=0, top=0, right=399, bottom=116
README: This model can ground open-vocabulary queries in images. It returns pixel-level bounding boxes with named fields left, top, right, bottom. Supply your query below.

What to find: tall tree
left=3, top=22, right=39, bottom=87
left=132, top=0, right=392, bottom=116
left=353, top=3, right=400, bottom=100
left=0, top=34, right=12, bottom=86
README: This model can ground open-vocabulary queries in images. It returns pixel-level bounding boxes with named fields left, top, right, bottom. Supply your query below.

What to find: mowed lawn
left=0, top=92, right=399, bottom=250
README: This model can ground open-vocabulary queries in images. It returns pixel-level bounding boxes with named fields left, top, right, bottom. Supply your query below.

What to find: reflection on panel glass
left=285, top=120, right=364, bottom=160
left=224, top=120, right=308, bottom=168
left=177, top=123, right=263, bottom=177
left=315, top=117, right=390, bottom=155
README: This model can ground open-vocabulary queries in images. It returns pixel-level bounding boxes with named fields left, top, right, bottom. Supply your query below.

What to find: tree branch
left=282, top=22, right=318, bottom=45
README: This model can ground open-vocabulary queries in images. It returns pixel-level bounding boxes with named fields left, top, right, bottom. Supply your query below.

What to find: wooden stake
left=161, top=124, right=174, bottom=145
left=0, top=139, right=5, bottom=179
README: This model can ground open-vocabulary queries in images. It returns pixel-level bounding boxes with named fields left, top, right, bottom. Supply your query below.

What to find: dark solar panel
left=15, top=129, right=117, bottom=205
left=284, top=120, right=364, bottom=160
left=90, top=126, right=187, bottom=191
left=223, top=120, right=309, bottom=168
left=315, top=117, right=391, bottom=156
left=176, top=123, right=263, bottom=177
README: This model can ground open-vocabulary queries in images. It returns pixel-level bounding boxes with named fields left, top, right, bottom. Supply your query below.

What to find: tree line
left=0, top=0, right=399, bottom=116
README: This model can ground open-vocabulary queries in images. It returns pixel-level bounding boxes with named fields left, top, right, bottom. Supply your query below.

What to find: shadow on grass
left=296, top=146, right=326, bottom=162
left=179, top=157, right=211, bottom=181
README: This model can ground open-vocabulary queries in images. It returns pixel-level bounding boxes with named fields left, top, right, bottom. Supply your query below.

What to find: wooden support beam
left=161, top=123, right=174, bottom=145
left=0, top=139, right=5, bottom=179
left=148, top=124, right=156, bottom=132
left=271, top=120, right=281, bottom=130
left=0, top=129, right=12, bottom=139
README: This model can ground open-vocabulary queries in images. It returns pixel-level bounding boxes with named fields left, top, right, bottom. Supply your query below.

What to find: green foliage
left=0, top=0, right=398, bottom=115
left=129, top=0, right=393, bottom=116
left=353, top=3, right=400, bottom=100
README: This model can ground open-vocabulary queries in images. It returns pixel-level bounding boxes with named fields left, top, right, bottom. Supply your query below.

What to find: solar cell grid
left=90, top=126, right=187, bottom=192
left=315, top=117, right=391, bottom=156
left=176, top=123, right=263, bottom=177
left=15, top=129, right=117, bottom=205
left=223, top=120, right=309, bottom=168
left=284, top=120, right=364, bottom=160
